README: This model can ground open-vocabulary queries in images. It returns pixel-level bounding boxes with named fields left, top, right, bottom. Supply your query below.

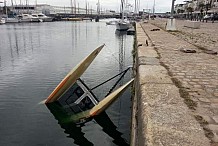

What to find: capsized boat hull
left=74, top=78, right=134, bottom=124
left=46, top=78, right=134, bottom=124
left=45, top=44, right=105, bottom=103
left=89, top=78, right=134, bottom=117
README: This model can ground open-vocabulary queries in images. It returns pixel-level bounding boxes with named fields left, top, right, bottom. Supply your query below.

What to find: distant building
left=9, top=4, right=100, bottom=15
left=175, top=0, right=218, bottom=14
left=5, top=4, right=117, bottom=16
left=175, top=4, right=185, bottom=14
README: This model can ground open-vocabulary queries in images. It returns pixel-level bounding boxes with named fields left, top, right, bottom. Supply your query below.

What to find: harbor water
left=0, top=20, right=134, bottom=146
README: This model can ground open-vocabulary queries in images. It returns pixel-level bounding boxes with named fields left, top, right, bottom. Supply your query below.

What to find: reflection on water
left=47, top=102, right=129, bottom=146
left=0, top=21, right=133, bottom=146
left=116, top=31, right=126, bottom=85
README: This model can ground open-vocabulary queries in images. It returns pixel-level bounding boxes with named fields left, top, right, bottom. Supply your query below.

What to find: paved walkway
left=138, top=21, right=218, bottom=145
left=133, top=23, right=210, bottom=146
left=149, top=18, right=218, bottom=52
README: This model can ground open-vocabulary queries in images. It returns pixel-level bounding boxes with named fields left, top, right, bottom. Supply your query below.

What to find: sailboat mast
left=4, top=0, right=8, bottom=16
left=74, top=0, right=76, bottom=14
left=97, top=0, right=100, bottom=15
left=25, top=0, right=28, bottom=13
left=86, top=0, right=87, bottom=14
left=78, top=2, right=79, bottom=14
left=11, top=0, right=14, bottom=16
left=70, top=0, right=73, bottom=14
left=98, top=0, right=100, bottom=15
left=88, top=2, right=89, bottom=14
left=121, top=0, right=124, bottom=20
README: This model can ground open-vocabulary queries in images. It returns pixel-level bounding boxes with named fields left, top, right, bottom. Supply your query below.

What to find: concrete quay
left=131, top=22, right=216, bottom=146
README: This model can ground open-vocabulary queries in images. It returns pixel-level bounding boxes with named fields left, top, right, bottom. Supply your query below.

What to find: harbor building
left=175, top=0, right=218, bottom=15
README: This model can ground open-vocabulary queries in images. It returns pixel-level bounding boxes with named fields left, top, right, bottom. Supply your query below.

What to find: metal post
left=170, top=0, right=176, bottom=18
left=166, top=0, right=177, bottom=31
left=74, top=0, right=76, bottom=15
left=153, top=0, right=155, bottom=19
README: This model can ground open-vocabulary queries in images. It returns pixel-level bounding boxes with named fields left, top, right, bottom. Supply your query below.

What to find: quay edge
left=131, top=22, right=210, bottom=146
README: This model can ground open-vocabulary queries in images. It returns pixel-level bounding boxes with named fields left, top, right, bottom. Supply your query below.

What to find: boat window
left=66, top=98, right=94, bottom=114
left=38, top=15, right=43, bottom=17
left=65, top=86, right=84, bottom=104
left=57, top=82, right=85, bottom=106
left=75, top=87, right=84, bottom=97
left=78, top=96, right=95, bottom=111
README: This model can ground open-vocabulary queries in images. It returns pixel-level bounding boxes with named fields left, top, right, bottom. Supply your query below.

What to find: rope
left=105, top=67, right=130, bottom=97
left=91, top=67, right=131, bottom=91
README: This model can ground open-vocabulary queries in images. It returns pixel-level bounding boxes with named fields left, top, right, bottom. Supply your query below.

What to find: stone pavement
left=137, top=21, right=218, bottom=145
left=149, top=18, right=218, bottom=52
left=132, top=23, right=210, bottom=146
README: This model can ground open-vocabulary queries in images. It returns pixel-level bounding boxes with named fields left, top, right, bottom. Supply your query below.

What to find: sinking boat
left=45, top=44, right=134, bottom=124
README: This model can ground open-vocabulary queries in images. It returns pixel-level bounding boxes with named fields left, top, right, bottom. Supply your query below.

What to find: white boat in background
left=5, top=17, right=19, bottom=23
left=106, top=20, right=117, bottom=25
left=18, top=14, right=42, bottom=23
left=18, top=14, right=32, bottom=22
left=31, top=14, right=43, bottom=22
left=0, top=17, right=6, bottom=24
left=116, top=0, right=130, bottom=31
left=116, top=20, right=130, bottom=31
left=33, top=13, right=53, bottom=22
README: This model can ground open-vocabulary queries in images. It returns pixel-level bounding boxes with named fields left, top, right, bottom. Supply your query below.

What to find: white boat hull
left=116, top=21, right=130, bottom=31
left=0, top=18, right=6, bottom=24
left=33, top=13, right=53, bottom=22
left=18, top=18, right=32, bottom=23
left=6, top=18, right=19, bottom=23
left=106, top=21, right=117, bottom=25
left=41, top=17, right=53, bottom=22
left=31, top=18, right=41, bottom=22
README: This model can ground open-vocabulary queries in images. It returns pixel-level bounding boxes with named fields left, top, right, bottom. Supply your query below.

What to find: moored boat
left=33, top=13, right=53, bottom=22
left=116, top=20, right=130, bottom=31
left=5, top=17, right=19, bottom=23
left=116, top=0, right=131, bottom=31
left=31, top=14, right=43, bottom=22
left=0, top=17, right=6, bottom=24
left=18, top=14, right=32, bottom=22
left=18, top=14, right=42, bottom=23
left=106, top=20, right=117, bottom=25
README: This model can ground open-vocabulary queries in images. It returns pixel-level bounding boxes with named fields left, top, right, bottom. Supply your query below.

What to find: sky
left=3, top=0, right=185, bottom=13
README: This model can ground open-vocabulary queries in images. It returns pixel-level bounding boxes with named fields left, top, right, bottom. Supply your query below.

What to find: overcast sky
left=4, top=0, right=185, bottom=13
